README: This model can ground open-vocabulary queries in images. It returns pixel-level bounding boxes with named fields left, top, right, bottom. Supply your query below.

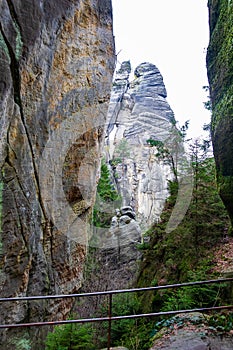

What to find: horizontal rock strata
left=106, top=61, right=178, bottom=230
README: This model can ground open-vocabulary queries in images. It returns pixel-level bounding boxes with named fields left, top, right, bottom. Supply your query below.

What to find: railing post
left=107, top=293, right=112, bottom=350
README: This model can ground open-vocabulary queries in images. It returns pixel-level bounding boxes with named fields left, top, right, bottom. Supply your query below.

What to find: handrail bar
left=0, top=277, right=232, bottom=302
left=0, top=305, right=233, bottom=329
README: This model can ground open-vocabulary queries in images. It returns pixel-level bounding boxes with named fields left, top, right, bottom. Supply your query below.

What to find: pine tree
left=93, top=159, right=121, bottom=228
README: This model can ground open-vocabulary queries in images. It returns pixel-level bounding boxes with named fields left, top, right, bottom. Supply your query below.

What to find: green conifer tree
left=93, top=159, right=121, bottom=228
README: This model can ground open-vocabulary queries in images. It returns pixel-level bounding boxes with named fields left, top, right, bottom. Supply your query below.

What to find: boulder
left=150, top=313, right=233, bottom=350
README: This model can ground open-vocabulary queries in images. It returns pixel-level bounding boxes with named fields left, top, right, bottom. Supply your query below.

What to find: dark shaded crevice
left=0, top=22, right=21, bottom=108
left=6, top=120, right=17, bottom=159
left=0, top=22, right=54, bottom=295
left=0, top=22, right=49, bottom=229
left=13, top=191, right=30, bottom=252
left=50, top=236, right=57, bottom=293
left=5, top=0, right=22, bottom=33
left=3, top=159, right=30, bottom=204
left=4, top=126, right=31, bottom=203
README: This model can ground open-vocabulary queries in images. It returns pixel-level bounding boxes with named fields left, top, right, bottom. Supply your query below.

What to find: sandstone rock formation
left=207, top=0, right=233, bottom=227
left=105, top=61, right=180, bottom=231
left=79, top=206, right=141, bottom=301
left=97, top=205, right=141, bottom=249
left=0, top=0, right=115, bottom=348
left=80, top=62, right=182, bottom=301
left=101, top=205, right=142, bottom=287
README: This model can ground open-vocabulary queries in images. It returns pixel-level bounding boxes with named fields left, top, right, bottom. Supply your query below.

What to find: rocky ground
left=150, top=312, right=233, bottom=350
left=150, top=237, right=233, bottom=349
left=101, top=347, right=128, bottom=350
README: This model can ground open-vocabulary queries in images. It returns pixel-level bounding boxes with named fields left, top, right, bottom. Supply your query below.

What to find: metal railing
left=0, top=277, right=233, bottom=349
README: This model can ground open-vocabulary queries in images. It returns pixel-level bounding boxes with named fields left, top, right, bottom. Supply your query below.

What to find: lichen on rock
left=207, top=0, right=233, bottom=228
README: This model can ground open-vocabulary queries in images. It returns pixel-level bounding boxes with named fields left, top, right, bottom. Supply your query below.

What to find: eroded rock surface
left=207, top=0, right=233, bottom=226
left=0, top=0, right=115, bottom=348
left=106, top=61, right=178, bottom=230
left=151, top=331, right=233, bottom=350
left=83, top=206, right=141, bottom=294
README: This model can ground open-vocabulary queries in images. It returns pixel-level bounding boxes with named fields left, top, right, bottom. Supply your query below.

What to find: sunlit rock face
left=106, top=61, right=176, bottom=231
left=0, top=0, right=115, bottom=347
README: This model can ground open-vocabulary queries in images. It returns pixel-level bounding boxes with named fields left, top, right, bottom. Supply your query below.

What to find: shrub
left=45, top=323, right=96, bottom=350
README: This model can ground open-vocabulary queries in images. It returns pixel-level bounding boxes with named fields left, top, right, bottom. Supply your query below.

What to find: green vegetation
left=0, top=181, right=3, bottom=254
left=113, top=138, right=231, bottom=346
left=93, top=159, right=121, bottom=228
left=0, top=31, right=10, bottom=61
left=102, top=294, right=152, bottom=350
left=207, top=0, right=233, bottom=227
left=203, top=85, right=212, bottom=111
left=146, top=139, right=178, bottom=182
left=13, top=20, right=23, bottom=60
left=11, top=336, right=31, bottom=350
left=208, top=312, right=233, bottom=333
left=45, top=294, right=153, bottom=350
left=160, top=271, right=227, bottom=312
left=137, top=139, right=230, bottom=313
left=151, top=311, right=233, bottom=341
left=110, top=138, right=131, bottom=170
left=146, top=120, right=189, bottom=183
left=45, top=323, right=96, bottom=350
left=0, top=20, right=22, bottom=61
left=46, top=137, right=232, bottom=349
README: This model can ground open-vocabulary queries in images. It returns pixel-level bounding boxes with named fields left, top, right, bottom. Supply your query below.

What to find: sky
left=111, top=0, right=211, bottom=139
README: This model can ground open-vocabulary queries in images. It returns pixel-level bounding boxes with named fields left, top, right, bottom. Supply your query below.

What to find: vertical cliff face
left=207, top=0, right=233, bottom=226
left=0, top=0, right=115, bottom=346
left=106, top=61, right=178, bottom=230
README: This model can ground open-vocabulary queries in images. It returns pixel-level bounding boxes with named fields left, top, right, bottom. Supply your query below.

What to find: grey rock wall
left=207, top=0, right=233, bottom=227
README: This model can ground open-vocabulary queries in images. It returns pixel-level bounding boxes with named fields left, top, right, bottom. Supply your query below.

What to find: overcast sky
left=111, top=0, right=211, bottom=138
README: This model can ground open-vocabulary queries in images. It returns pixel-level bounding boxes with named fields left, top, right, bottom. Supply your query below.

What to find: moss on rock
left=207, top=0, right=233, bottom=227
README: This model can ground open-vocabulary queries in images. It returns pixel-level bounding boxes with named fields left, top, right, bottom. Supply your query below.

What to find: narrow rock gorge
left=1, top=0, right=233, bottom=349
left=0, top=0, right=115, bottom=348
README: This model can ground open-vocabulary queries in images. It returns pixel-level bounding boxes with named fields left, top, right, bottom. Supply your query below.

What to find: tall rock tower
left=106, top=61, right=179, bottom=230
